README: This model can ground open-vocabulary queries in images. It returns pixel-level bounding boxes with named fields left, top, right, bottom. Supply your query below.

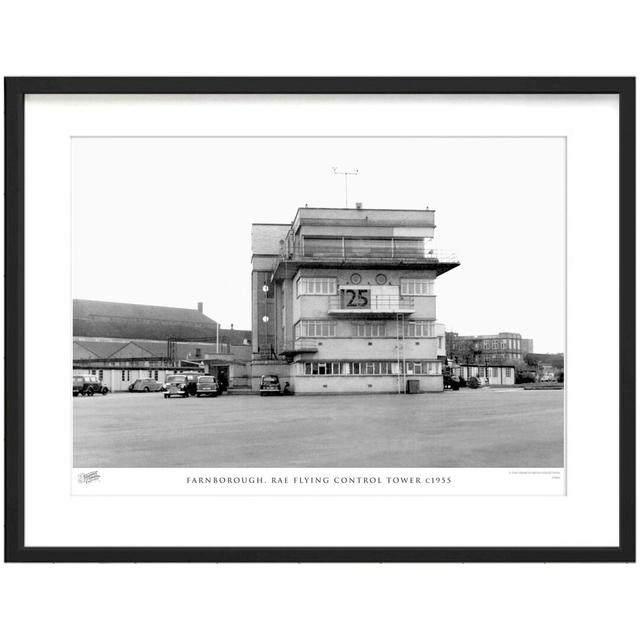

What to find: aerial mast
left=332, top=167, right=358, bottom=207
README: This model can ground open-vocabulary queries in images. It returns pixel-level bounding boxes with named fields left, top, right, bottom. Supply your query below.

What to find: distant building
left=73, top=299, right=251, bottom=390
left=520, top=338, right=534, bottom=355
left=251, top=206, right=460, bottom=393
left=446, top=331, right=529, bottom=364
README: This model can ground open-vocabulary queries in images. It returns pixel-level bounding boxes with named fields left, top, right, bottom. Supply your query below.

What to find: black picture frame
left=4, top=77, right=635, bottom=563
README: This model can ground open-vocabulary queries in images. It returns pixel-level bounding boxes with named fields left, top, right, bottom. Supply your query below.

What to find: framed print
left=4, top=77, right=635, bottom=562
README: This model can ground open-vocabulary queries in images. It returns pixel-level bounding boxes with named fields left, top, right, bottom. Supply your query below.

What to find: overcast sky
left=72, top=136, right=565, bottom=353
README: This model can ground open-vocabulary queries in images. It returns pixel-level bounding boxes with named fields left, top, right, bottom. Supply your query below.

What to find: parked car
left=443, top=374, right=460, bottom=390
left=259, top=374, right=282, bottom=396
left=196, top=375, right=219, bottom=397
left=73, top=375, right=109, bottom=396
left=163, top=373, right=199, bottom=398
left=128, top=378, right=164, bottom=393
left=467, top=375, right=487, bottom=389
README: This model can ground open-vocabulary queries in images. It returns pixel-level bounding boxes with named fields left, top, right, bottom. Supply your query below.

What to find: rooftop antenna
left=332, top=167, right=358, bottom=208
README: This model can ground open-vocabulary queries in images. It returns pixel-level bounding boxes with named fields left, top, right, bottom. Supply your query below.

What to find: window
left=438, top=336, right=444, bottom=350
left=303, top=237, right=343, bottom=257
left=401, top=278, right=434, bottom=296
left=352, top=321, right=386, bottom=337
left=492, top=367, right=499, bottom=377
left=121, top=370, right=126, bottom=381
left=91, top=369, right=96, bottom=375
left=154, top=370, right=159, bottom=381
left=400, top=361, right=440, bottom=375
left=298, top=320, right=336, bottom=338
left=195, top=348, right=201, bottom=358
left=297, top=277, right=337, bottom=295
left=98, top=370, right=103, bottom=381
left=404, top=361, right=423, bottom=374
left=344, top=237, right=392, bottom=257
left=406, top=320, right=435, bottom=337
left=393, top=238, right=425, bottom=258
left=127, top=371, right=130, bottom=382
left=349, top=361, right=393, bottom=375
left=506, top=368, right=512, bottom=378
left=428, top=362, right=441, bottom=375
left=303, top=361, right=345, bottom=375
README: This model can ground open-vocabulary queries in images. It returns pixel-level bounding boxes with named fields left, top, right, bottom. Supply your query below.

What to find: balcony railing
left=276, top=247, right=457, bottom=263
left=328, top=295, right=415, bottom=315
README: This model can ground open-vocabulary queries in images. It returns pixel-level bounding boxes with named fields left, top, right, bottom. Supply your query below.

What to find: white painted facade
left=252, top=207, right=459, bottom=394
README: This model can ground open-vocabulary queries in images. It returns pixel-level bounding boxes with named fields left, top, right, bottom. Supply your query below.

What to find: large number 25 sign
left=344, top=289, right=370, bottom=308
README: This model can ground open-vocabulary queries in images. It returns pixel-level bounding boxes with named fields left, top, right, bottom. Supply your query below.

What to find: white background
left=27, top=94, right=607, bottom=546
left=1, top=2, right=638, bottom=639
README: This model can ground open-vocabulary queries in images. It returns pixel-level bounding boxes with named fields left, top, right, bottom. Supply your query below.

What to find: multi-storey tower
left=251, top=207, right=459, bottom=393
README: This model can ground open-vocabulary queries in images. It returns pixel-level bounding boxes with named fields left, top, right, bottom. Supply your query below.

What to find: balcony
left=327, top=294, right=415, bottom=317
left=271, top=243, right=460, bottom=279
left=278, top=339, right=319, bottom=357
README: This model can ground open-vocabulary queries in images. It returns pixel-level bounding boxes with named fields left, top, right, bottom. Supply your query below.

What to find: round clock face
left=375, top=273, right=387, bottom=285
left=350, top=273, right=362, bottom=284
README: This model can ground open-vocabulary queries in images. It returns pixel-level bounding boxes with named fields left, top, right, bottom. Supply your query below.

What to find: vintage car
left=163, top=373, right=200, bottom=398
left=259, top=374, right=282, bottom=396
left=128, top=378, right=164, bottom=392
left=195, top=375, right=219, bottom=397
left=73, top=375, right=109, bottom=396
left=467, top=375, right=488, bottom=389
left=443, top=374, right=461, bottom=390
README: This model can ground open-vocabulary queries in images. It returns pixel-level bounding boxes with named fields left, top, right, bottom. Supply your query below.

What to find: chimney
left=197, top=302, right=203, bottom=314
left=231, top=323, right=234, bottom=330
left=355, top=202, right=363, bottom=209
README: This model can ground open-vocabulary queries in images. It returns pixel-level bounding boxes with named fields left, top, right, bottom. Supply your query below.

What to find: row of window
left=353, top=321, right=386, bottom=337
left=110, top=370, right=161, bottom=382
left=455, top=366, right=513, bottom=378
left=472, top=339, right=521, bottom=350
left=302, top=237, right=429, bottom=259
left=401, top=279, right=434, bottom=295
left=301, top=361, right=442, bottom=376
left=296, top=320, right=436, bottom=338
left=89, top=370, right=163, bottom=382
left=298, top=277, right=336, bottom=295
left=296, top=277, right=434, bottom=296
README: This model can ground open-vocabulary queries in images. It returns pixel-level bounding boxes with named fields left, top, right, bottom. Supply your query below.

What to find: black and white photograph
left=6, top=77, right=632, bottom=562
left=72, top=135, right=565, bottom=475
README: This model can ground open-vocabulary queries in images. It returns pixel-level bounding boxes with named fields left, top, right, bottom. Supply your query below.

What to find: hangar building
left=73, top=299, right=251, bottom=391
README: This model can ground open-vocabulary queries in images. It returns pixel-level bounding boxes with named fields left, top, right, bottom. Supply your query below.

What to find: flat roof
left=296, top=206, right=436, bottom=213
